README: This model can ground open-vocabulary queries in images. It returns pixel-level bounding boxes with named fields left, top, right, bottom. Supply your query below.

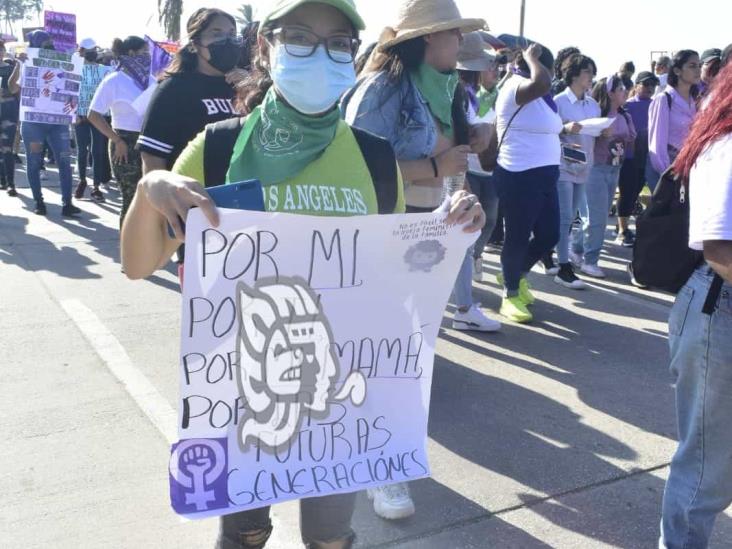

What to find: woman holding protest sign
left=17, top=30, right=79, bottom=217
left=88, top=35, right=154, bottom=225
left=138, top=8, right=244, bottom=173
left=121, top=1, right=485, bottom=546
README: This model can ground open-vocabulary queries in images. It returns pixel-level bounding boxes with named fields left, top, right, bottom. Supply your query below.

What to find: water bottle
left=441, top=172, right=466, bottom=203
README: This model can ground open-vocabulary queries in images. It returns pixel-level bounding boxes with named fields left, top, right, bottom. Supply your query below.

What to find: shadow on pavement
left=0, top=215, right=101, bottom=279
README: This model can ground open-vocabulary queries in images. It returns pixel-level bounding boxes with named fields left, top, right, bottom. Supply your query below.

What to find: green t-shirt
left=172, top=121, right=405, bottom=216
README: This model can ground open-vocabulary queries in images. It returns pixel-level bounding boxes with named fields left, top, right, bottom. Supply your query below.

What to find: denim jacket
left=342, top=71, right=438, bottom=161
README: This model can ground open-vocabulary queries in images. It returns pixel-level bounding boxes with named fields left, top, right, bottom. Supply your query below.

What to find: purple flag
left=145, top=36, right=173, bottom=78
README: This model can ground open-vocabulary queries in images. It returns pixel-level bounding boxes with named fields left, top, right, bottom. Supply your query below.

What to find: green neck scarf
left=477, top=85, right=498, bottom=117
left=226, top=88, right=341, bottom=186
left=411, top=63, right=459, bottom=138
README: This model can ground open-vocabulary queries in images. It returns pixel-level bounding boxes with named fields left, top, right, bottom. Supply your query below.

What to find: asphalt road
left=2, top=164, right=731, bottom=548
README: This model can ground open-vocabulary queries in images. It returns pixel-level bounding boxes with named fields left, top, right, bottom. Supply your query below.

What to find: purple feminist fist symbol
left=169, top=438, right=228, bottom=514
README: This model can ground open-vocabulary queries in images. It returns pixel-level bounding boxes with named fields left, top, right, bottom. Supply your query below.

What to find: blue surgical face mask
left=270, top=43, right=355, bottom=115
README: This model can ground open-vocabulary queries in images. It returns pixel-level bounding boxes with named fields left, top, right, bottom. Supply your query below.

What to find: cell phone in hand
left=206, top=179, right=265, bottom=211
left=167, top=179, right=264, bottom=238
left=562, top=146, right=587, bottom=165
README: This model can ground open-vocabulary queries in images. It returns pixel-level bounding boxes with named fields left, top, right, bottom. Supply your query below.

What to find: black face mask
left=205, top=37, right=241, bottom=74
left=84, top=50, right=98, bottom=63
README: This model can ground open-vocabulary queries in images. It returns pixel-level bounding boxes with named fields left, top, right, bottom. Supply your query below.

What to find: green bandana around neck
left=226, top=87, right=341, bottom=186
left=477, top=85, right=498, bottom=117
left=411, top=63, right=459, bottom=138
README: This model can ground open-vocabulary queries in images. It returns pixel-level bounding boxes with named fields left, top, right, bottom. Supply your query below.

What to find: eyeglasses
left=268, top=27, right=361, bottom=64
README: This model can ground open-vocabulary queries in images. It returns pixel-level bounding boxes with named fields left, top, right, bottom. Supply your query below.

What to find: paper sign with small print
left=19, top=48, right=83, bottom=126
left=169, top=208, right=476, bottom=518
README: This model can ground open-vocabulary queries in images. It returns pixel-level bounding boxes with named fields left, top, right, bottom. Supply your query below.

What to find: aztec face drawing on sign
left=236, top=276, right=367, bottom=453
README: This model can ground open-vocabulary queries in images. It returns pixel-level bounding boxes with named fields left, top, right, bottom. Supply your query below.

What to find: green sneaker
left=519, top=278, right=536, bottom=305
left=496, top=274, right=536, bottom=306
left=500, top=296, right=533, bottom=323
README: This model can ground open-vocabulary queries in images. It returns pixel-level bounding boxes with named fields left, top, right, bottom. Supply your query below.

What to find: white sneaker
left=368, top=482, right=415, bottom=520
left=569, top=251, right=583, bottom=267
left=580, top=263, right=607, bottom=279
left=452, top=304, right=501, bottom=332
left=472, top=256, right=483, bottom=282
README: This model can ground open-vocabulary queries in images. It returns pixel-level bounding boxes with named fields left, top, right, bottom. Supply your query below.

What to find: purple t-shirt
left=625, top=96, right=652, bottom=156
left=594, top=110, right=637, bottom=166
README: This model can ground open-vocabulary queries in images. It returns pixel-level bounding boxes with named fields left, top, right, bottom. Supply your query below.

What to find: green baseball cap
left=260, top=0, right=365, bottom=32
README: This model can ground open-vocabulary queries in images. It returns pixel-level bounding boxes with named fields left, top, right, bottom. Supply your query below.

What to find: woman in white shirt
left=457, top=32, right=499, bottom=282
left=494, top=42, right=563, bottom=323
left=659, top=60, right=732, bottom=549
left=88, top=36, right=154, bottom=225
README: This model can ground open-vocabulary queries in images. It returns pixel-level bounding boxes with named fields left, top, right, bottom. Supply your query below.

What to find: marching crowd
left=2, top=0, right=731, bottom=548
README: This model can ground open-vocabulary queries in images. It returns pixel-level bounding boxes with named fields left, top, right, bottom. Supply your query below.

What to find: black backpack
left=632, top=168, right=723, bottom=313
left=202, top=116, right=399, bottom=214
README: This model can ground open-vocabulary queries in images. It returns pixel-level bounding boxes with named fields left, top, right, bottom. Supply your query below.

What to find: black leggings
left=617, top=151, right=647, bottom=218
left=0, top=117, right=17, bottom=186
left=217, top=492, right=356, bottom=548
left=75, top=118, right=108, bottom=185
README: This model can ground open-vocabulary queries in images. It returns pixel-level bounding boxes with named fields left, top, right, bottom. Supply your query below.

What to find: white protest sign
left=168, top=208, right=476, bottom=518
left=19, top=48, right=83, bottom=125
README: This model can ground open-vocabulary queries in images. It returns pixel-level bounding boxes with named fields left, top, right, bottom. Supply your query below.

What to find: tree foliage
left=236, top=4, right=253, bottom=26
left=0, top=0, right=42, bottom=33
left=158, top=0, right=183, bottom=41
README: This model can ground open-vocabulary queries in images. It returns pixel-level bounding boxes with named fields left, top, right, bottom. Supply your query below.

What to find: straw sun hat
left=379, top=0, right=486, bottom=51
left=456, top=31, right=495, bottom=72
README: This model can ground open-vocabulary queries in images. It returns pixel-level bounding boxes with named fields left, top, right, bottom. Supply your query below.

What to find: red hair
left=673, top=61, right=732, bottom=179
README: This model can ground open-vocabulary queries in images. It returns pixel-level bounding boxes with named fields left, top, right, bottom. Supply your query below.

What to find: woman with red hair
left=659, top=61, right=732, bottom=549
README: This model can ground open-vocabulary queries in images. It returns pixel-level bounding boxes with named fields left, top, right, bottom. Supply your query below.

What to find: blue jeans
left=451, top=248, right=474, bottom=309
left=556, top=180, right=587, bottom=264
left=495, top=164, right=560, bottom=292
left=21, top=121, right=73, bottom=205
left=661, top=267, right=732, bottom=549
left=467, top=172, right=500, bottom=259
left=575, top=164, right=620, bottom=266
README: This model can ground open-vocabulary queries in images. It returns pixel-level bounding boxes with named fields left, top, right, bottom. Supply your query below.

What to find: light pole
left=519, top=0, right=526, bottom=37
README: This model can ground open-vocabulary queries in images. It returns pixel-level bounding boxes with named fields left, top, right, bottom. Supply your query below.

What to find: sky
left=34, top=0, right=732, bottom=75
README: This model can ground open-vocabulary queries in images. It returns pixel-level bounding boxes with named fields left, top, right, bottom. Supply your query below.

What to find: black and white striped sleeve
left=137, top=80, right=180, bottom=161
left=137, top=134, right=174, bottom=156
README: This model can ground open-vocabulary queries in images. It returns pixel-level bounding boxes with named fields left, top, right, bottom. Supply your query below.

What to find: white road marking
left=60, top=298, right=292, bottom=543
left=60, top=298, right=178, bottom=444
